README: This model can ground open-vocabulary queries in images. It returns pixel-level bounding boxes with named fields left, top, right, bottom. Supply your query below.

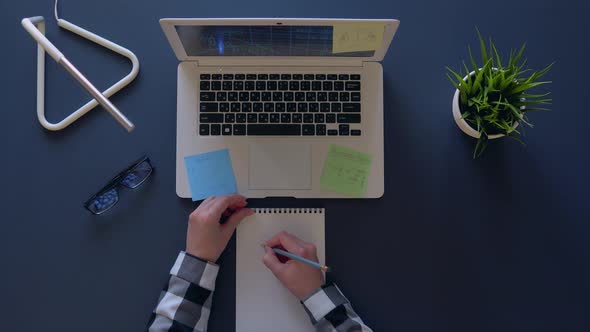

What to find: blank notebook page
left=236, top=208, right=325, bottom=332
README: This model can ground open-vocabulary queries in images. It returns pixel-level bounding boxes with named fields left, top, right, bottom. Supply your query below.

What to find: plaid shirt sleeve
left=147, top=251, right=219, bottom=332
left=301, top=283, right=373, bottom=332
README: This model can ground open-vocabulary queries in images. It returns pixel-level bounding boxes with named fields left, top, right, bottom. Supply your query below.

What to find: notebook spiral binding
left=253, top=208, right=324, bottom=214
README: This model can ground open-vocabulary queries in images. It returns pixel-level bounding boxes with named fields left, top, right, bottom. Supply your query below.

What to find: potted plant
left=446, top=29, right=553, bottom=157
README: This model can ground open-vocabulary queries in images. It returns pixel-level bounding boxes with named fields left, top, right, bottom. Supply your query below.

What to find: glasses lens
left=87, top=187, right=119, bottom=214
left=121, top=160, right=153, bottom=188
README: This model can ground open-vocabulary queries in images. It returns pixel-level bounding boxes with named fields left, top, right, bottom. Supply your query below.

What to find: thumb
left=224, top=208, right=254, bottom=229
left=262, top=247, right=283, bottom=275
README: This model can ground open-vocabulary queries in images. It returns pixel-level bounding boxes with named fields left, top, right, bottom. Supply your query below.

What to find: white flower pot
left=452, top=71, right=518, bottom=139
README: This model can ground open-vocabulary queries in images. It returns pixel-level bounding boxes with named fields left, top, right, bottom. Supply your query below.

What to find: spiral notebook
left=236, top=208, right=325, bottom=332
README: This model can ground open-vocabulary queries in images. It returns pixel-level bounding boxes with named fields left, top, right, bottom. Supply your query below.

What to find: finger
left=262, top=246, right=284, bottom=275
left=265, top=231, right=305, bottom=256
left=209, top=194, right=246, bottom=214
left=224, top=208, right=255, bottom=229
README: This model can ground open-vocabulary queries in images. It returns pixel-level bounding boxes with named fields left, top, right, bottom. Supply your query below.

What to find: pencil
left=261, top=244, right=330, bottom=272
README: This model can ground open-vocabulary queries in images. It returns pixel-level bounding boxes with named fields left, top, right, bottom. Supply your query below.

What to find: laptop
left=160, top=18, right=400, bottom=198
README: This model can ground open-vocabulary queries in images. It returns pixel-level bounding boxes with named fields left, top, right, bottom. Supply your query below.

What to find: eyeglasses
left=84, top=156, right=154, bottom=215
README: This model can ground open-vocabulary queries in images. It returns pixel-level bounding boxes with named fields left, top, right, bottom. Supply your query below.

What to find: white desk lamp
left=21, top=0, right=139, bottom=132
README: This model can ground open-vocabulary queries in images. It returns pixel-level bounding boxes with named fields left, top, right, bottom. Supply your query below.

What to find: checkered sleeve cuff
left=301, top=283, right=349, bottom=324
left=170, top=251, right=219, bottom=291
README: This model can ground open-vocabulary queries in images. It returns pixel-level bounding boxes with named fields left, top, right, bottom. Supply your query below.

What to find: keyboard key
left=239, top=92, right=250, bottom=101
left=281, top=113, right=291, bottom=123
left=256, top=81, right=266, bottom=91
left=351, top=92, right=361, bottom=102
left=328, top=92, right=339, bottom=101
left=264, top=103, right=274, bottom=112
left=334, top=82, right=344, bottom=91
left=219, top=103, right=229, bottom=112
left=234, top=81, right=244, bottom=90
left=200, top=103, right=218, bottom=112
left=222, top=124, right=232, bottom=135
left=302, top=124, right=315, bottom=135
left=340, top=92, right=350, bottom=101
left=342, top=103, right=361, bottom=112
left=287, top=103, right=297, bottom=112
left=211, top=124, right=221, bottom=135
left=253, top=103, right=263, bottom=112
left=200, top=81, right=210, bottom=90
left=298, top=103, right=308, bottom=112
left=303, top=114, right=314, bottom=123
left=327, top=74, right=338, bottom=80
left=273, top=92, right=283, bottom=101
left=315, top=74, right=326, bottom=80
left=351, top=129, right=361, bottom=136
left=289, top=81, right=300, bottom=90
left=236, top=114, right=247, bottom=123
left=224, top=113, right=235, bottom=123
left=292, top=74, right=303, bottom=80
left=339, top=74, right=349, bottom=80
left=351, top=74, right=361, bottom=80
left=301, top=81, right=311, bottom=91
left=267, top=81, right=278, bottom=90
left=212, top=74, right=222, bottom=80
left=233, top=124, right=246, bottom=135
left=257, top=74, right=268, bottom=80
left=309, top=103, right=319, bottom=112
left=314, top=114, right=325, bottom=123
left=248, top=124, right=301, bottom=135
left=331, top=103, right=342, bottom=112
left=245, top=81, right=255, bottom=90
left=276, top=103, right=286, bottom=112
left=259, top=113, right=269, bottom=123
left=278, top=81, right=289, bottom=91
left=199, top=124, right=209, bottom=135
left=228, top=92, right=238, bottom=101
left=323, top=81, right=333, bottom=90
left=250, top=92, right=261, bottom=101
left=317, top=92, right=327, bottom=102
left=235, top=74, right=246, bottom=80
left=246, top=74, right=257, bottom=80
left=284, top=92, right=294, bottom=101
left=320, top=103, right=331, bottom=112
left=262, top=92, right=272, bottom=101
left=269, top=74, right=280, bottom=80
left=294, top=92, right=305, bottom=102
left=223, top=81, right=233, bottom=90
left=231, top=103, right=240, bottom=112
left=339, top=124, right=350, bottom=136
left=345, top=81, right=361, bottom=91
left=304, top=74, right=315, bottom=80
left=292, top=113, right=302, bottom=123
left=337, top=114, right=361, bottom=123
left=281, top=74, right=292, bottom=80
left=216, top=92, right=227, bottom=101
left=200, top=113, right=223, bottom=123
left=327, top=129, right=338, bottom=136
left=316, top=124, right=326, bottom=135
left=306, top=92, right=317, bottom=101
left=270, top=113, right=280, bottom=123
left=241, top=103, right=252, bottom=112
left=211, top=81, right=222, bottom=90
left=223, top=74, right=234, bottom=80
left=200, top=74, right=211, bottom=80
left=200, top=92, right=215, bottom=101
left=247, top=114, right=258, bottom=123
left=326, top=114, right=336, bottom=123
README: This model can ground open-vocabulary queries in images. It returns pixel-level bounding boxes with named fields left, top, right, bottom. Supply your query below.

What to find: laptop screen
left=175, top=25, right=375, bottom=57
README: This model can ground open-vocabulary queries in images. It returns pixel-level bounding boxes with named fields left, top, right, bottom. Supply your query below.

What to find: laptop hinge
left=193, top=58, right=364, bottom=67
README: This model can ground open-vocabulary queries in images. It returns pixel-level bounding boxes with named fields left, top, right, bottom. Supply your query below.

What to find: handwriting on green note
left=332, top=23, right=384, bottom=53
left=320, top=145, right=373, bottom=197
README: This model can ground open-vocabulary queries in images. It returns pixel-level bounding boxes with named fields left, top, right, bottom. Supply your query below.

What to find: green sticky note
left=320, top=145, right=373, bottom=197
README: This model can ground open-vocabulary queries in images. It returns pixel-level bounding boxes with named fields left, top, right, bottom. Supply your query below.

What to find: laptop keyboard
left=198, top=73, right=362, bottom=136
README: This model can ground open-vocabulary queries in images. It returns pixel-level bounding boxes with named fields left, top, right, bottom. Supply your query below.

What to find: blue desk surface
left=2, top=0, right=589, bottom=331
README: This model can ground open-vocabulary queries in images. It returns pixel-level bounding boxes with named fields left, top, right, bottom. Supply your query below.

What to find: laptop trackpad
left=249, top=143, right=312, bottom=190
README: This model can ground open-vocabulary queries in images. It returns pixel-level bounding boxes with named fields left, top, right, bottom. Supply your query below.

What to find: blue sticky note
left=184, top=149, right=237, bottom=201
